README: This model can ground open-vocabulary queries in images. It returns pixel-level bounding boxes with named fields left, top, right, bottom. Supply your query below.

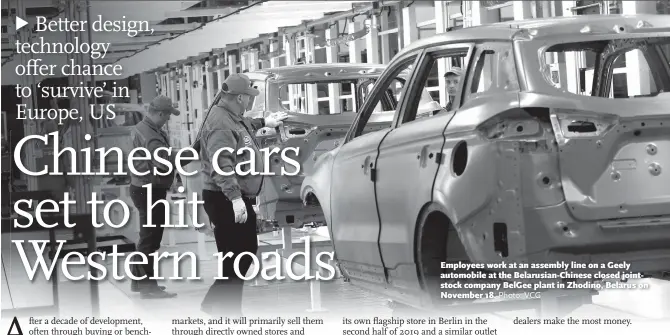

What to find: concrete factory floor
left=2, top=228, right=670, bottom=323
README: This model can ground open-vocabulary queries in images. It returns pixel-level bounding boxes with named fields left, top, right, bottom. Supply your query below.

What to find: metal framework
left=147, top=0, right=665, bottom=314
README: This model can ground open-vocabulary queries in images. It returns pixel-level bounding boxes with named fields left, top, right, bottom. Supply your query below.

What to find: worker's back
left=199, top=104, right=264, bottom=198
left=129, top=118, right=175, bottom=189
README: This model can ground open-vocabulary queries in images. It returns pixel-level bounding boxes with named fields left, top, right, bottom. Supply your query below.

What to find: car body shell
left=182, top=63, right=408, bottom=233
left=301, top=14, right=670, bottom=310
left=242, top=64, right=390, bottom=230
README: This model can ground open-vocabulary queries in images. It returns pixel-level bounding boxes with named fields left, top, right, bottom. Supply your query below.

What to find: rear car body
left=301, top=14, right=670, bottom=310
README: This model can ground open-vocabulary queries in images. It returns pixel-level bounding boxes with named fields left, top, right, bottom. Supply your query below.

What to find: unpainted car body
left=240, top=64, right=390, bottom=230
left=185, top=63, right=430, bottom=232
left=301, top=14, right=670, bottom=310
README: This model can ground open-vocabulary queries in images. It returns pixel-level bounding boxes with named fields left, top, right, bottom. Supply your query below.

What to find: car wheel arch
left=413, top=202, right=462, bottom=291
left=301, top=187, right=320, bottom=206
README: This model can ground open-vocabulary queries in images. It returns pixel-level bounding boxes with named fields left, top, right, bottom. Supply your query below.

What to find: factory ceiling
left=1, top=0, right=368, bottom=81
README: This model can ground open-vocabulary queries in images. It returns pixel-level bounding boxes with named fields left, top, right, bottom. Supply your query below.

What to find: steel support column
left=470, top=1, right=501, bottom=26
left=163, top=74, right=169, bottom=98
left=435, top=0, right=449, bottom=106
left=217, top=56, right=225, bottom=88
left=169, top=70, right=178, bottom=104
left=513, top=1, right=534, bottom=20
left=561, top=1, right=584, bottom=95
left=204, top=59, right=214, bottom=105
left=270, top=40, right=281, bottom=68
left=470, top=1, right=500, bottom=89
left=186, top=65, right=196, bottom=119
left=166, top=73, right=171, bottom=100
left=154, top=73, right=161, bottom=97
left=228, top=54, right=238, bottom=75
left=160, top=73, right=168, bottom=98
left=177, top=66, right=189, bottom=147
left=192, top=63, right=204, bottom=125
left=379, top=10, right=391, bottom=64
left=540, top=1, right=553, bottom=18
left=304, top=35, right=319, bottom=114
left=325, top=24, right=342, bottom=114
left=284, top=34, right=297, bottom=66
left=241, top=52, right=249, bottom=72
left=178, top=67, right=187, bottom=112
left=347, top=19, right=362, bottom=114
left=402, top=4, right=418, bottom=47
left=192, top=63, right=203, bottom=139
left=348, top=20, right=363, bottom=63
left=365, top=16, right=380, bottom=64
left=304, top=35, right=316, bottom=64
left=284, top=35, right=298, bottom=111
left=260, top=44, right=271, bottom=70
left=249, top=50, right=259, bottom=71
left=622, top=0, right=655, bottom=96
left=395, top=3, right=405, bottom=50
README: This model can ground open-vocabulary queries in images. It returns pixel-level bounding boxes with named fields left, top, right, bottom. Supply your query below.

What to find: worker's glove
left=232, top=197, right=248, bottom=224
left=195, top=221, right=215, bottom=237
left=264, top=112, right=289, bottom=128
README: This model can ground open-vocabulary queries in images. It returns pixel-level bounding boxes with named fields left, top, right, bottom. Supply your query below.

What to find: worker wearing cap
left=198, top=73, right=287, bottom=316
left=128, top=95, right=181, bottom=299
left=444, top=67, right=463, bottom=111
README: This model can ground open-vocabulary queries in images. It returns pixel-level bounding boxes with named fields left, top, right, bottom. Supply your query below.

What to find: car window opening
left=350, top=57, right=418, bottom=140
left=408, top=51, right=471, bottom=124
left=542, top=37, right=670, bottom=99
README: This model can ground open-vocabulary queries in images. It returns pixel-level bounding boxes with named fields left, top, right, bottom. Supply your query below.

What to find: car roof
left=396, top=14, right=670, bottom=59
left=487, top=14, right=670, bottom=36
left=246, top=63, right=387, bottom=83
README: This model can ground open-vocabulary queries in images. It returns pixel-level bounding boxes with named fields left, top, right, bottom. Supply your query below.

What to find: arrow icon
left=16, top=16, right=28, bottom=30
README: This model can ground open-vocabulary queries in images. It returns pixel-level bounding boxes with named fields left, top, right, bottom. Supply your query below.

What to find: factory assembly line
left=2, top=0, right=670, bottom=327
left=300, top=14, right=670, bottom=313
left=170, top=13, right=670, bottom=317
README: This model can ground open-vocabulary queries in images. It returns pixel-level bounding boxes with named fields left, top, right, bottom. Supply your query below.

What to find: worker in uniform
left=128, top=95, right=181, bottom=299
left=198, top=73, right=287, bottom=316
left=444, top=67, right=463, bottom=111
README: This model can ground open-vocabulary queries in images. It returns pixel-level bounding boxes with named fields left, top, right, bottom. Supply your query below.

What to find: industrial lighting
left=568, top=2, right=602, bottom=12
left=485, top=1, right=513, bottom=10
left=324, top=26, right=370, bottom=47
